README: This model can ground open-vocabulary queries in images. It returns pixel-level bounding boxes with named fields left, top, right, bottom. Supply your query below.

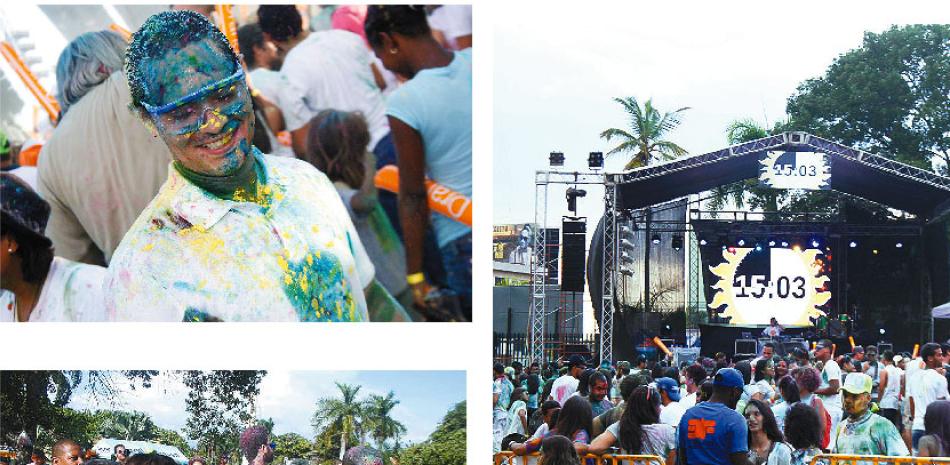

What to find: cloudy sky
left=493, top=1, right=950, bottom=227
left=67, top=371, right=464, bottom=445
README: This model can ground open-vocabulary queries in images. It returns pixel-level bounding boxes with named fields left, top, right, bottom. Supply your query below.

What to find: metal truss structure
left=530, top=171, right=607, bottom=365
left=616, top=132, right=950, bottom=192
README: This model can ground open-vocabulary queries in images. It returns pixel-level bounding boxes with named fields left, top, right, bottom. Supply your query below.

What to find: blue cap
left=656, top=377, right=681, bottom=401
left=714, top=368, right=745, bottom=389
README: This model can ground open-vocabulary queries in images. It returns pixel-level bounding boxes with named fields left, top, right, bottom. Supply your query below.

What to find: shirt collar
left=169, top=148, right=286, bottom=231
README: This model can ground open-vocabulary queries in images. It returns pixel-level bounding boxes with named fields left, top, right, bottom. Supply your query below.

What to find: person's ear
left=380, top=32, right=397, bottom=53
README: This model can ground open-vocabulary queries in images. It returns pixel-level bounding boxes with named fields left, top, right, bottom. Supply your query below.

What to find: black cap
left=566, top=354, right=587, bottom=368
left=1, top=173, right=52, bottom=246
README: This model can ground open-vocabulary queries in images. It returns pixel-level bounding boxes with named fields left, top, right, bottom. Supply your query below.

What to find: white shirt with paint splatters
left=0, top=257, right=107, bottom=322
left=104, top=151, right=374, bottom=321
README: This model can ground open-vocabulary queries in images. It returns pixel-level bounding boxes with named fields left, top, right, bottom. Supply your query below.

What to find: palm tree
left=311, top=383, right=367, bottom=460
left=599, top=96, right=690, bottom=170
left=707, top=119, right=785, bottom=214
left=364, top=392, right=407, bottom=450
left=100, top=411, right=157, bottom=441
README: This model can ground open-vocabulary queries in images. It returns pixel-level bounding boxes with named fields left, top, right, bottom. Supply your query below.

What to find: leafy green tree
left=311, top=383, right=367, bottom=460
left=0, top=371, right=156, bottom=450
left=153, top=427, right=193, bottom=457
left=183, top=371, right=266, bottom=461
left=99, top=411, right=158, bottom=441
left=397, top=401, right=465, bottom=465
left=706, top=119, right=789, bottom=214
left=364, top=392, right=407, bottom=450
left=786, top=24, right=950, bottom=172
left=312, top=423, right=357, bottom=465
left=271, top=433, right=313, bottom=464
left=600, top=96, right=690, bottom=170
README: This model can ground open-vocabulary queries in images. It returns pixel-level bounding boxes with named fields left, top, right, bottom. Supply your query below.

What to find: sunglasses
left=142, top=61, right=247, bottom=133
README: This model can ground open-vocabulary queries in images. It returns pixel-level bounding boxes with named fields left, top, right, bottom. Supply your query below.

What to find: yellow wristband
left=406, top=272, right=425, bottom=285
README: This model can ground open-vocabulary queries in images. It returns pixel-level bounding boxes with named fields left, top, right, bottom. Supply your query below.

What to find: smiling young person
left=104, top=11, right=401, bottom=321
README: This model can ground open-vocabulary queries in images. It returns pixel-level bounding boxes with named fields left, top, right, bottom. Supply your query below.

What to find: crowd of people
left=0, top=5, right=472, bottom=322
left=10, top=426, right=387, bottom=465
left=493, top=339, right=950, bottom=464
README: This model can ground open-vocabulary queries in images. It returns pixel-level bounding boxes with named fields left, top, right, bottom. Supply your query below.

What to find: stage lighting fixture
left=621, top=269, right=634, bottom=276
left=699, top=238, right=708, bottom=246
left=621, top=252, right=635, bottom=264
left=792, top=245, right=802, bottom=252
left=755, top=244, right=763, bottom=252
left=896, top=242, right=903, bottom=248
left=671, top=235, right=683, bottom=251
left=873, top=249, right=879, bottom=255
left=849, top=241, right=857, bottom=248
left=781, top=241, right=789, bottom=247
left=768, top=239, right=776, bottom=247
left=737, top=239, right=746, bottom=246
left=811, top=239, right=820, bottom=248
left=621, top=238, right=635, bottom=249
left=549, top=151, right=565, bottom=166
left=651, top=234, right=661, bottom=245
left=879, top=328, right=885, bottom=335
left=588, top=152, right=604, bottom=169
left=565, top=187, right=587, bottom=213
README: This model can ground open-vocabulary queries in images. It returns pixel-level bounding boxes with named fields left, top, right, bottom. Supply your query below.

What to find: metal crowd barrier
left=809, top=454, right=950, bottom=465
left=493, top=452, right=665, bottom=465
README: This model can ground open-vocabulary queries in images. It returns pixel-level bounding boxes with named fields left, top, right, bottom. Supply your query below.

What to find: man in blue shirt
left=678, top=368, right=755, bottom=465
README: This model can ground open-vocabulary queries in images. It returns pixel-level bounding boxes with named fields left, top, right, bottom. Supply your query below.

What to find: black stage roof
left=614, top=132, right=950, bottom=221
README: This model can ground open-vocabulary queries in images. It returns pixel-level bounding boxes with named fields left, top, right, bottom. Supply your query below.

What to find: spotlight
left=896, top=242, right=903, bottom=248
left=873, top=249, right=879, bottom=255
left=811, top=239, right=820, bottom=248
left=588, top=151, right=604, bottom=169
left=792, top=245, right=802, bottom=252
left=671, top=235, right=684, bottom=251
left=879, top=328, right=885, bottom=335
left=621, top=252, right=635, bottom=264
left=849, top=241, right=857, bottom=248
left=621, top=239, right=636, bottom=249
left=549, top=151, right=565, bottom=166
left=651, top=234, right=661, bottom=245
left=768, top=239, right=776, bottom=247
left=755, top=244, right=763, bottom=252
left=699, top=238, right=708, bottom=246
left=781, top=241, right=789, bottom=248
left=565, top=187, right=587, bottom=213
left=737, top=239, right=746, bottom=246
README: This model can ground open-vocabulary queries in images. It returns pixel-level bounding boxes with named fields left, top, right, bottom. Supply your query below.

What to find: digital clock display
left=709, top=247, right=830, bottom=325
left=759, top=151, right=831, bottom=190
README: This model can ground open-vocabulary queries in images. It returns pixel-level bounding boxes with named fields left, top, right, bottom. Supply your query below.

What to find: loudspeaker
left=542, top=228, right=560, bottom=284
left=561, top=220, right=586, bottom=292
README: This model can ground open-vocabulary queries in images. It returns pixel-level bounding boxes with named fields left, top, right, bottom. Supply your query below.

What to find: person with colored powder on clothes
left=1, top=173, right=107, bottom=321
left=105, top=11, right=390, bottom=322
left=494, top=362, right=515, bottom=452
left=813, top=339, right=844, bottom=439
left=677, top=368, right=755, bottom=465
left=365, top=6, right=473, bottom=319
left=586, top=371, right=613, bottom=417
left=830, top=372, right=909, bottom=456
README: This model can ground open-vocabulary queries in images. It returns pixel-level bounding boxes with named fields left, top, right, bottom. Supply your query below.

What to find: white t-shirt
left=427, top=5, right=472, bottom=50
left=819, top=359, right=843, bottom=410
left=279, top=30, right=389, bottom=150
left=911, top=369, right=949, bottom=431
left=680, top=391, right=697, bottom=409
left=659, top=401, right=686, bottom=426
left=606, top=422, right=676, bottom=457
left=0, top=257, right=107, bottom=322
left=551, top=374, right=579, bottom=406
left=879, top=364, right=903, bottom=410
left=247, top=68, right=296, bottom=158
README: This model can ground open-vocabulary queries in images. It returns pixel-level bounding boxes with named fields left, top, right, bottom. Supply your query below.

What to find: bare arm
left=519, top=409, right=528, bottom=432
left=291, top=122, right=310, bottom=158
left=388, top=116, right=431, bottom=305
left=587, top=430, right=617, bottom=455
left=666, top=449, right=677, bottom=465
left=728, top=451, right=754, bottom=465
left=370, top=62, right=387, bottom=91
left=815, top=379, right=840, bottom=396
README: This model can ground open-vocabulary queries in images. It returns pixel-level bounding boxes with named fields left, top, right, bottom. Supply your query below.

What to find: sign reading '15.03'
left=759, top=151, right=831, bottom=190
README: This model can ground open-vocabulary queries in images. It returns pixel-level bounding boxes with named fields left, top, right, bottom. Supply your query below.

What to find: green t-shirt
left=831, top=411, right=908, bottom=456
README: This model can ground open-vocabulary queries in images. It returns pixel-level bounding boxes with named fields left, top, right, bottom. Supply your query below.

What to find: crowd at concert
left=493, top=339, right=950, bottom=464
left=1, top=5, right=471, bottom=322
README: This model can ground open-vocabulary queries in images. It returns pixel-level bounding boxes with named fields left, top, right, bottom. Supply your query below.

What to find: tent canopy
left=933, top=302, right=950, bottom=319
left=92, top=439, right=188, bottom=465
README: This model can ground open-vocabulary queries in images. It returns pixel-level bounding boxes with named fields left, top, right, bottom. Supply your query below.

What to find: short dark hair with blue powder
left=125, top=10, right=237, bottom=111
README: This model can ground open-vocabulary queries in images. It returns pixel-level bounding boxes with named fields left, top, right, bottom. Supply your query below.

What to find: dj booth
left=698, top=324, right=857, bottom=359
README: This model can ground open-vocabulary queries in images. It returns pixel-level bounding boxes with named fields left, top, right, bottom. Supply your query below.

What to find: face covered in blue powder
left=142, top=38, right=254, bottom=176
